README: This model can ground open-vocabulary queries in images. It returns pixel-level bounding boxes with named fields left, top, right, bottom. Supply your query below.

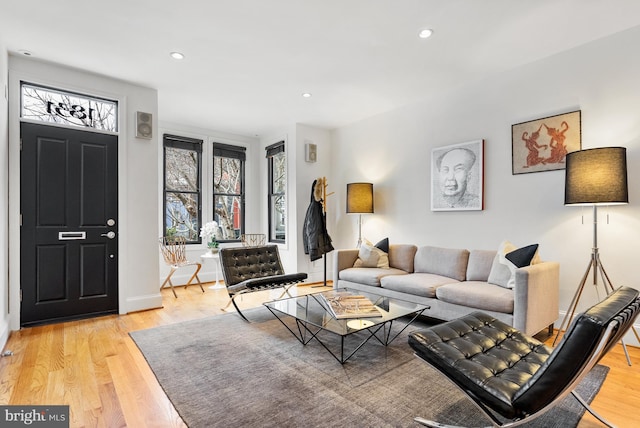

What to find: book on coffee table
left=319, top=291, right=382, bottom=319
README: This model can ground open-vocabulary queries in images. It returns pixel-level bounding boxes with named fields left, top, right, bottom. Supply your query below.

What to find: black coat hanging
left=303, top=178, right=333, bottom=261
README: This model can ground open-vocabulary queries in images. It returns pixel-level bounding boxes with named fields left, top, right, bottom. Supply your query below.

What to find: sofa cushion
left=388, top=244, right=418, bottom=272
left=339, top=267, right=407, bottom=287
left=414, top=246, right=470, bottom=281
left=353, top=240, right=389, bottom=268
left=436, top=281, right=514, bottom=314
left=466, top=249, right=496, bottom=281
left=381, top=273, right=457, bottom=298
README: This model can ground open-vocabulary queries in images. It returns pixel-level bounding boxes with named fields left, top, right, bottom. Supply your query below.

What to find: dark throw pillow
left=374, top=237, right=389, bottom=254
left=488, top=240, right=541, bottom=289
left=505, top=244, right=539, bottom=268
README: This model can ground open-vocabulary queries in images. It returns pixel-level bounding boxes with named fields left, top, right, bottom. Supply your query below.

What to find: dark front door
left=20, top=122, right=119, bottom=326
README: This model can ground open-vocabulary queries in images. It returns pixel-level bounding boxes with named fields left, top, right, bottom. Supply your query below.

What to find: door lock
left=101, top=231, right=116, bottom=239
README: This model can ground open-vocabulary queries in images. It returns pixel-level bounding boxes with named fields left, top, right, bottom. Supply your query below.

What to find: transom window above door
left=20, top=82, right=118, bottom=132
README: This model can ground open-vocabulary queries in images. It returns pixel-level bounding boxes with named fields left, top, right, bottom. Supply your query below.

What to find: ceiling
left=3, top=1, right=640, bottom=138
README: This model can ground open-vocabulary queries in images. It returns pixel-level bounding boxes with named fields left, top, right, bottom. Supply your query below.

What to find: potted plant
left=200, top=221, right=220, bottom=253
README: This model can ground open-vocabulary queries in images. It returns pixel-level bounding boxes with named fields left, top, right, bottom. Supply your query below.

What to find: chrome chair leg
left=571, top=391, right=616, bottom=428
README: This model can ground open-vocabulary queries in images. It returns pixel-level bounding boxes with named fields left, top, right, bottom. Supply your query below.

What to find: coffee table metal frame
left=263, top=288, right=428, bottom=364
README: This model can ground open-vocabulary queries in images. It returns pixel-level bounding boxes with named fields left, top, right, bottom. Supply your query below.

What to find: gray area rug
left=130, top=307, right=609, bottom=428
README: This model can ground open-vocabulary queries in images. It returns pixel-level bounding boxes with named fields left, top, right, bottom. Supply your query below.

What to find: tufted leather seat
left=219, top=245, right=307, bottom=321
left=408, top=286, right=640, bottom=427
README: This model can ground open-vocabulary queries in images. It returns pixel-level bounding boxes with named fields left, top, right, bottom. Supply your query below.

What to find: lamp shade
left=346, top=183, right=374, bottom=213
left=564, top=147, right=628, bottom=206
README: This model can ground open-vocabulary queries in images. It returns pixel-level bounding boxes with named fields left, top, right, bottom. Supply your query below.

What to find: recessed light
left=418, top=28, right=434, bottom=39
left=170, top=52, right=185, bottom=60
left=302, top=93, right=312, bottom=98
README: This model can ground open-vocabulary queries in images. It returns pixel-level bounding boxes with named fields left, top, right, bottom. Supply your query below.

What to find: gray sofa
left=333, top=244, right=559, bottom=336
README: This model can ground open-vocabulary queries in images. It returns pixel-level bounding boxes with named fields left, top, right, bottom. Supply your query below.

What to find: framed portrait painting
left=512, top=110, right=581, bottom=174
left=431, top=139, right=484, bottom=211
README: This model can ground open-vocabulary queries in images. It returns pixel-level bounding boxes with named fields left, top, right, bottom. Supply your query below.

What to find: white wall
left=0, top=44, right=10, bottom=348
left=7, top=56, right=161, bottom=331
left=258, top=124, right=332, bottom=282
left=293, top=124, right=333, bottom=283
left=330, top=26, right=640, bottom=342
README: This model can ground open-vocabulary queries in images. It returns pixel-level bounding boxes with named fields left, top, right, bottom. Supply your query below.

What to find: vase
left=209, top=248, right=219, bottom=255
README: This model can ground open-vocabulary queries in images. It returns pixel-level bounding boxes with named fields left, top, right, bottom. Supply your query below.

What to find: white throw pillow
left=353, top=240, right=390, bottom=269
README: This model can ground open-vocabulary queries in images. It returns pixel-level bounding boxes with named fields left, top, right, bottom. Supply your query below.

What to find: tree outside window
left=213, top=143, right=246, bottom=241
left=163, top=135, right=202, bottom=242
left=266, top=141, right=286, bottom=243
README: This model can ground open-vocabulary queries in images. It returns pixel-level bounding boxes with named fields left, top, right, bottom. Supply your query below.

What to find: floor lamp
left=346, top=183, right=374, bottom=248
left=553, top=147, right=640, bottom=365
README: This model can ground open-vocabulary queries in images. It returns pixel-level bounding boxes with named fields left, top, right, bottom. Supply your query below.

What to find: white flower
left=199, top=221, right=219, bottom=243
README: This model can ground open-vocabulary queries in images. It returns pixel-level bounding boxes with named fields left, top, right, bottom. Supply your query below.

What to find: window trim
left=212, top=142, right=246, bottom=243
left=266, top=140, right=286, bottom=243
left=162, top=134, right=203, bottom=244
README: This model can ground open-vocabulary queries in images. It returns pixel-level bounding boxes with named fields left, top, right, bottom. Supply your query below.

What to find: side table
left=200, top=252, right=225, bottom=289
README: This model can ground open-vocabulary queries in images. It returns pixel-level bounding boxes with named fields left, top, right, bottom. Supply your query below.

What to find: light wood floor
left=0, top=282, right=638, bottom=427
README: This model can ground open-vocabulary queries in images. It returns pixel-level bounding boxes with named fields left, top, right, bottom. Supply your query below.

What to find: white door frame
left=7, top=69, right=130, bottom=330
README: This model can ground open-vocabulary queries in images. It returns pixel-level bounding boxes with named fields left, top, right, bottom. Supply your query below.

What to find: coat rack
left=318, top=177, right=334, bottom=287
left=322, top=177, right=335, bottom=287
left=319, top=176, right=334, bottom=214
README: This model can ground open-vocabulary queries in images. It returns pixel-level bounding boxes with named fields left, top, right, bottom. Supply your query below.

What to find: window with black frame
left=163, top=135, right=202, bottom=242
left=266, top=141, right=286, bottom=243
left=213, top=143, right=246, bottom=242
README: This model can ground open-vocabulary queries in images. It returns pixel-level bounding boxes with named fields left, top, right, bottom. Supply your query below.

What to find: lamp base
left=553, top=251, right=640, bottom=365
left=553, top=205, right=640, bottom=365
left=356, top=214, right=363, bottom=248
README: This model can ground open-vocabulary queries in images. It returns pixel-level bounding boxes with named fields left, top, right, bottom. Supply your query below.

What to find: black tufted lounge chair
left=408, top=286, right=640, bottom=428
left=219, top=245, right=308, bottom=321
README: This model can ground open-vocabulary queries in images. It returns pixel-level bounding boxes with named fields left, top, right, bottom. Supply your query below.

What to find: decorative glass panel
left=21, top=83, right=118, bottom=132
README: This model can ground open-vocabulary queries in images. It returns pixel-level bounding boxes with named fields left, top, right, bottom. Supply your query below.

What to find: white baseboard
left=0, top=321, right=10, bottom=354
left=124, top=293, right=163, bottom=314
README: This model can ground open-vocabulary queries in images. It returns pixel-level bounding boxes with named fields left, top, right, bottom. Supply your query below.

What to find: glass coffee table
left=263, top=288, right=429, bottom=364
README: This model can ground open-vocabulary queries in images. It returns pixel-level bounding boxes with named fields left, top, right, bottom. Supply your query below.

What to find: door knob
left=101, top=231, right=116, bottom=239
